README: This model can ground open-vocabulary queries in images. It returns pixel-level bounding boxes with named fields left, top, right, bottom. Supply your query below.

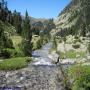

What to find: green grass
left=59, top=50, right=86, bottom=59
left=68, top=65, right=90, bottom=90
left=0, top=57, right=32, bottom=71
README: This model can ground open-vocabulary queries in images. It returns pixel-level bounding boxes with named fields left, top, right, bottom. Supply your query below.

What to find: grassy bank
left=0, top=57, right=32, bottom=71
left=68, top=65, right=90, bottom=90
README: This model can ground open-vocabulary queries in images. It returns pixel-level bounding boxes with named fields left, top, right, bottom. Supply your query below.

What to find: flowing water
left=0, top=43, right=68, bottom=90
left=32, top=43, right=55, bottom=66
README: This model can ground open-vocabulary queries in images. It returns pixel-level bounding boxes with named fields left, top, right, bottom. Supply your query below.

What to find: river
left=0, top=43, right=72, bottom=90
left=32, top=42, right=56, bottom=65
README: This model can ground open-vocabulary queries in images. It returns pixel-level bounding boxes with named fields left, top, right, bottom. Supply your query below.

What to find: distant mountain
left=29, top=17, right=48, bottom=24
left=22, top=16, right=48, bottom=25
left=54, top=0, right=90, bottom=36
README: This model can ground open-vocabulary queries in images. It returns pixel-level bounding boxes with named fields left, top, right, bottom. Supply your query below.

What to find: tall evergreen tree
left=22, top=10, right=32, bottom=56
left=6, top=11, right=13, bottom=24
left=13, top=10, right=22, bottom=34
left=22, top=11, right=31, bottom=40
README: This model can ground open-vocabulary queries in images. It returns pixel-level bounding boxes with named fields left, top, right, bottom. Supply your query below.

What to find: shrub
left=72, top=44, right=80, bottom=49
left=73, top=39, right=81, bottom=44
left=0, top=27, right=14, bottom=49
left=21, top=40, right=32, bottom=56
left=32, top=36, right=43, bottom=50
left=1, top=48, right=24, bottom=58
left=1, top=48, right=15, bottom=58
left=74, top=36, right=79, bottom=39
left=4, top=37, right=14, bottom=48
left=36, top=38, right=42, bottom=49
left=26, top=57, right=32, bottom=63
left=15, top=50, right=25, bottom=57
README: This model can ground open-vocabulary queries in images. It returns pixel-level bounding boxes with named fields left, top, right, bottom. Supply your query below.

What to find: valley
left=0, top=0, right=90, bottom=90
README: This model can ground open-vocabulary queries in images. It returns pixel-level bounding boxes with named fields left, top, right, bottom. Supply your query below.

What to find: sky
left=7, top=0, right=71, bottom=19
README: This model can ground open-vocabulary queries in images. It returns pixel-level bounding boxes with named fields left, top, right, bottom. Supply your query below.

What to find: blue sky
left=7, top=0, right=71, bottom=18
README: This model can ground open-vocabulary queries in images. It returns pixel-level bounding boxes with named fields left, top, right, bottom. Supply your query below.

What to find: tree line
left=0, top=0, right=23, bottom=34
left=0, top=0, right=32, bottom=56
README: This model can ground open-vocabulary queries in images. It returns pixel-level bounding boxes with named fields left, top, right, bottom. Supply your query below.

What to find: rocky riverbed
left=0, top=65, right=65, bottom=90
left=0, top=43, right=68, bottom=90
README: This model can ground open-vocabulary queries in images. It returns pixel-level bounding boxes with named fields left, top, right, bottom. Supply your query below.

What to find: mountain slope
left=54, top=0, right=90, bottom=35
left=30, top=17, right=48, bottom=24
left=22, top=16, right=47, bottom=25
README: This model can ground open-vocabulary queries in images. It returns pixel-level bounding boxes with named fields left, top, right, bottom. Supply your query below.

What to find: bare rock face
left=0, top=65, right=65, bottom=90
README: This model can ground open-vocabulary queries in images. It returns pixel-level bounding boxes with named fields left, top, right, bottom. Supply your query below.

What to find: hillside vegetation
left=54, top=0, right=90, bottom=36
left=0, top=20, right=16, bottom=35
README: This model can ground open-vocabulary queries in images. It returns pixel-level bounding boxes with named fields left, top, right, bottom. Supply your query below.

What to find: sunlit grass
left=59, top=50, right=86, bottom=59
left=0, top=57, right=32, bottom=71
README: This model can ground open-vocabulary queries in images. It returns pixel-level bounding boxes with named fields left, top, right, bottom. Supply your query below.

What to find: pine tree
left=22, top=11, right=31, bottom=39
left=22, top=10, right=32, bottom=56
left=7, top=11, right=13, bottom=24
left=0, top=26, right=4, bottom=49
left=13, top=10, right=22, bottom=34
left=0, top=0, right=8, bottom=22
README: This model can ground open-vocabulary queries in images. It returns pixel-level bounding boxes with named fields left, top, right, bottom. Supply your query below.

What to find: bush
left=36, top=39, right=42, bottom=49
left=0, top=27, right=14, bottom=49
left=72, top=44, right=80, bottom=49
left=32, top=36, right=43, bottom=50
left=1, top=48, right=15, bottom=58
left=43, top=36, right=48, bottom=44
left=74, top=36, right=79, bottom=39
left=1, top=48, right=24, bottom=58
left=0, top=57, right=32, bottom=70
left=4, top=37, right=14, bottom=48
left=26, top=57, right=32, bottom=63
left=73, top=39, right=81, bottom=44
left=21, top=40, right=32, bottom=56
